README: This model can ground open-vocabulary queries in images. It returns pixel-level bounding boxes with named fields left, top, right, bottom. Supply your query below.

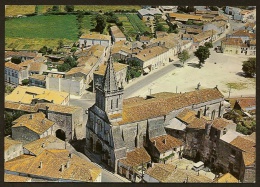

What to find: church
left=85, top=56, right=226, bottom=173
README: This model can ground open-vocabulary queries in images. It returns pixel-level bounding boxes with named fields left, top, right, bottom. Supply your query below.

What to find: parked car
left=192, top=161, right=204, bottom=172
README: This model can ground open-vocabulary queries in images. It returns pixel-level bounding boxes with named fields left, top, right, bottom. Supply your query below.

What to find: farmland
left=5, top=5, right=36, bottom=16
left=5, top=15, right=78, bottom=50
left=74, top=5, right=141, bottom=12
left=81, top=15, right=95, bottom=34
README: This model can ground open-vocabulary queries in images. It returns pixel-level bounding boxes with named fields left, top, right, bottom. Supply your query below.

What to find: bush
left=204, top=42, right=213, bottom=48
left=11, top=56, right=22, bottom=64
left=22, top=79, right=29, bottom=85
left=242, top=58, right=256, bottom=77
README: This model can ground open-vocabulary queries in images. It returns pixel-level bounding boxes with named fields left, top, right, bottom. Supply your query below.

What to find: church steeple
left=95, top=54, right=123, bottom=118
left=102, top=56, right=118, bottom=93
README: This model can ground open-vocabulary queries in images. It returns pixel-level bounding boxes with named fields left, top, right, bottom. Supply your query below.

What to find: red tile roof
left=235, top=97, right=256, bottom=110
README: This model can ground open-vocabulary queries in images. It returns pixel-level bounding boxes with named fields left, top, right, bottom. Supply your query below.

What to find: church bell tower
left=95, top=56, right=123, bottom=118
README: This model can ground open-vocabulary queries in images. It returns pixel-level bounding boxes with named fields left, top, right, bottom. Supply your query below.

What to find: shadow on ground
left=187, top=62, right=200, bottom=68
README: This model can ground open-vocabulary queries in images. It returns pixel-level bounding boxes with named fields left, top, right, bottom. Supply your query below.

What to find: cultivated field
left=5, top=15, right=78, bottom=50
left=5, top=5, right=36, bottom=16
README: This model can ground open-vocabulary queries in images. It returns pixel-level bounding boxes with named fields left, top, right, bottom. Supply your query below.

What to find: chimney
left=69, top=153, right=73, bottom=158
left=41, top=143, right=45, bottom=148
left=153, top=140, right=156, bottom=146
left=66, top=161, right=70, bottom=168
left=61, top=164, right=64, bottom=172
left=29, top=114, right=33, bottom=119
left=39, top=161, right=43, bottom=168
left=198, top=108, right=203, bottom=118
left=163, top=138, right=167, bottom=144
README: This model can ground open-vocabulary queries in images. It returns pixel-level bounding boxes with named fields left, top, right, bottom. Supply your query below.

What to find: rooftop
left=220, top=130, right=244, bottom=143
left=94, top=62, right=128, bottom=76
left=65, top=66, right=91, bottom=76
left=29, top=74, right=46, bottom=81
left=110, top=25, right=126, bottom=39
left=150, top=134, right=183, bottom=153
left=5, top=61, right=21, bottom=71
left=119, top=147, right=151, bottom=167
left=80, top=33, right=111, bottom=41
left=168, top=13, right=202, bottom=21
left=230, top=136, right=255, bottom=153
left=29, top=62, right=45, bottom=72
left=216, top=173, right=238, bottom=183
left=212, top=118, right=234, bottom=130
left=5, top=149, right=102, bottom=182
left=221, top=38, right=246, bottom=47
left=193, top=30, right=217, bottom=43
left=116, top=88, right=223, bottom=125
left=5, top=86, right=69, bottom=105
left=4, top=174, right=32, bottom=182
left=135, top=46, right=168, bottom=62
left=23, top=135, right=64, bottom=156
left=235, top=97, right=256, bottom=110
left=5, top=51, right=39, bottom=59
left=12, top=112, right=55, bottom=135
left=4, top=136, right=22, bottom=151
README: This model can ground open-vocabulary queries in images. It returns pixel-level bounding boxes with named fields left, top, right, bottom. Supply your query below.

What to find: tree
left=186, top=20, right=193, bottom=25
left=242, top=57, right=256, bottom=77
left=64, top=5, right=74, bottom=12
left=178, top=50, right=190, bottom=67
left=38, top=46, right=52, bottom=55
left=52, top=5, right=60, bottom=12
left=194, top=46, right=210, bottom=68
left=155, top=23, right=166, bottom=32
left=11, top=56, right=22, bottom=64
left=22, top=79, right=29, bottom=85
left=209, top=6, right=219, bottom=11
left=204, top=42, right=213, bottom=48
left=4, top=110, right=26, bottom=135
left=95, top=14, right=106, bottom=33
left=57, top=40, right=64, bottom=50
left=186, top=6, right=196, bottom=13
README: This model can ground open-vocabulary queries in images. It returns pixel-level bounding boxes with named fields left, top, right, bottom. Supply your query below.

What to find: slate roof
left=117, top=88, right=223, bottom=125
left=5, top=149, right=102, bottom=182
left=12, top=112, right=55, bottom=135
left=150, top=134, right=183, bottom=153
left=119, top=147, right=151, bottom=167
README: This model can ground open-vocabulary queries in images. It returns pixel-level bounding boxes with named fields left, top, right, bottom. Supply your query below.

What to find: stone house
left=118, top=147, right=151, bottom=182
left=147, top=134, right=184, bottom=163
left=29, top=74, right=46, bottom=88
left=5, top=61, right=26, bottom=86
left=192, top=30, right=218, bottom=49
left=4, top=149, right=102, bottom=182
left=110, top=25, right=126, bottom=43
left=5, top=86, right=70, bottom=105
left=203, top=21, right=227, bottom=35
left=28, top=62, right=47, bottom=75
left=46, top=76, right=85, bottom=96
left=221, top=38, right=248, bottom=55
left=233, top=97, right=256, bottom=115
left=159, top=6, right=177, bottom=13
left=85, top=56, right=226, bottom=173
left=244, top=22, right=256, bottom=33
left=167, top=13, right=203, bottom=24
left=79, top=33, right=111, bottom=48
left=4, top=136, right=23, bottom=162
left=227, top=30, right=256, bottom=43
left=93, top=62, right=128, bottom=91
left=37, top=103, right=84, bottom=141
left=248, top=39, right=256, bottom=56
left=111, top=40, right=133, bottom=61
left=11, top=112, right=55, bottom=144
left=5, top=51, right=40, bottom=62
left=137, top=8, right=162, bottom=21
left=128, top=46, right=170, bottom=74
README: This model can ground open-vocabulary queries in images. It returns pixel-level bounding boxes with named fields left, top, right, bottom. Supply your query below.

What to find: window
left=111, top=99, right=113, bottom=109
left=116, top=98, right=119, bottom=108
left=173, top=148, right=177, bottom=151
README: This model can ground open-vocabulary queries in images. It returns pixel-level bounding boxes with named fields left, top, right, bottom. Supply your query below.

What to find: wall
left=4, top=143, right=23, bottom=162
left=79, top=38, right=110, bottom=47
left=12, top=126, right=40, bottom=144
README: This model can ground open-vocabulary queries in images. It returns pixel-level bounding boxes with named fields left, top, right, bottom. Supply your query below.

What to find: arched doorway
left=56, top=129, right=66, bottom=141
left=89, top=137, right=94, bottom=151
left=96, top=139, right=102, bottom=154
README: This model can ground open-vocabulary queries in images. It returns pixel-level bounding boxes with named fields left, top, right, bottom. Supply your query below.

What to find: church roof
left=102, top=56, right=119, bottom=93
left=116, top=88, right=224, bottom=125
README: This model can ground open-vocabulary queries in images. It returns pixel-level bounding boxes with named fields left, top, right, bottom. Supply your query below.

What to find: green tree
left=95, top=14, right=106, bottom=33
left=178, top=50, right=190, bottom=67
left=4, top=111, right=26, bottom=136
left=242, top=57, right=256, bottom=77
left=11, top=56, right=22, bottom=64
left=194, top=46, right=210, bottom=68
left=155, top=23, right=166, bottom=32
left=64, top=5, right=74, bottom=12
left=52, top=5, right=60, bottom=12
left=186, top=20, right=193, bottom=25
left=35, top=5, right=39, bottom=14
left=22, top=79, right=29, bottom=85
left=57, top=63, right=71, bottom=72
left=57, top=40, right=64, bottom=50
left=38, top=46, right=52, bottom=55
left=204, top=42, right=213, bottom=48
left=5, top=85, right=14, bottom=94
left=209, top=6, right=219, bottom=11
left=168, top=24, right=178, bottom=33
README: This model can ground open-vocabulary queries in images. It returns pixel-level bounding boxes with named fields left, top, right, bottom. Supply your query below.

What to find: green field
left=81, top=15, right=95, bottom=33
left=74, top=5, right=141, bottom=12
left=126, top=14, right=151, bottom=33
left=5, top=15, right=78, bottom=50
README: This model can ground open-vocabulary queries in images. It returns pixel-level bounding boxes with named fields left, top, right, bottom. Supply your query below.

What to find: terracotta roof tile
left=242, top=152, right=255, bottom=166
left=36, top=103, right=82, bottom=114
left=212, top=118, right=234, bottom=130
left=4, top=137, right=22, bottom=151
left=5, top=61, right=21, bottom=71
left=12, top=112, right=55, bottom=135
left=29, top=62, right=45, bottom=72
left=145, top=163, right=176, bottom=182
left=230, top=136, right=255, bottom=153
left=94, top=62, right=128, bottom=76
left=5, top=149, right=102, bottom=182
left=150, top=134, right=183, bottom=153
left=236, top=97, right=255, bottom=110
left=118, top=88, right=223, bottom=125
left=119, top=147, right=151, bottom=167
left=4, top=174, right=32, bottom=182
left=221, top=38, right=246, bottom=47
left=135, top=46, right=168, bottom=62
left=5, top=51, right=38, bottom=59
left=216, top=173, right=239, bottom=183
left=65, top=66, right=91, bottom=75
left=193, top=30, right=217, bottom=43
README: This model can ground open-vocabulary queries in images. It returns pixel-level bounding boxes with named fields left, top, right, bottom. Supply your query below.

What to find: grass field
left=5, top=15, right=78, bottom=50
left=81, top=15, right=95, bottom=34
left=126, top=14, right=151, bottom=33
left=5, top=5, right=36, bottom=16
